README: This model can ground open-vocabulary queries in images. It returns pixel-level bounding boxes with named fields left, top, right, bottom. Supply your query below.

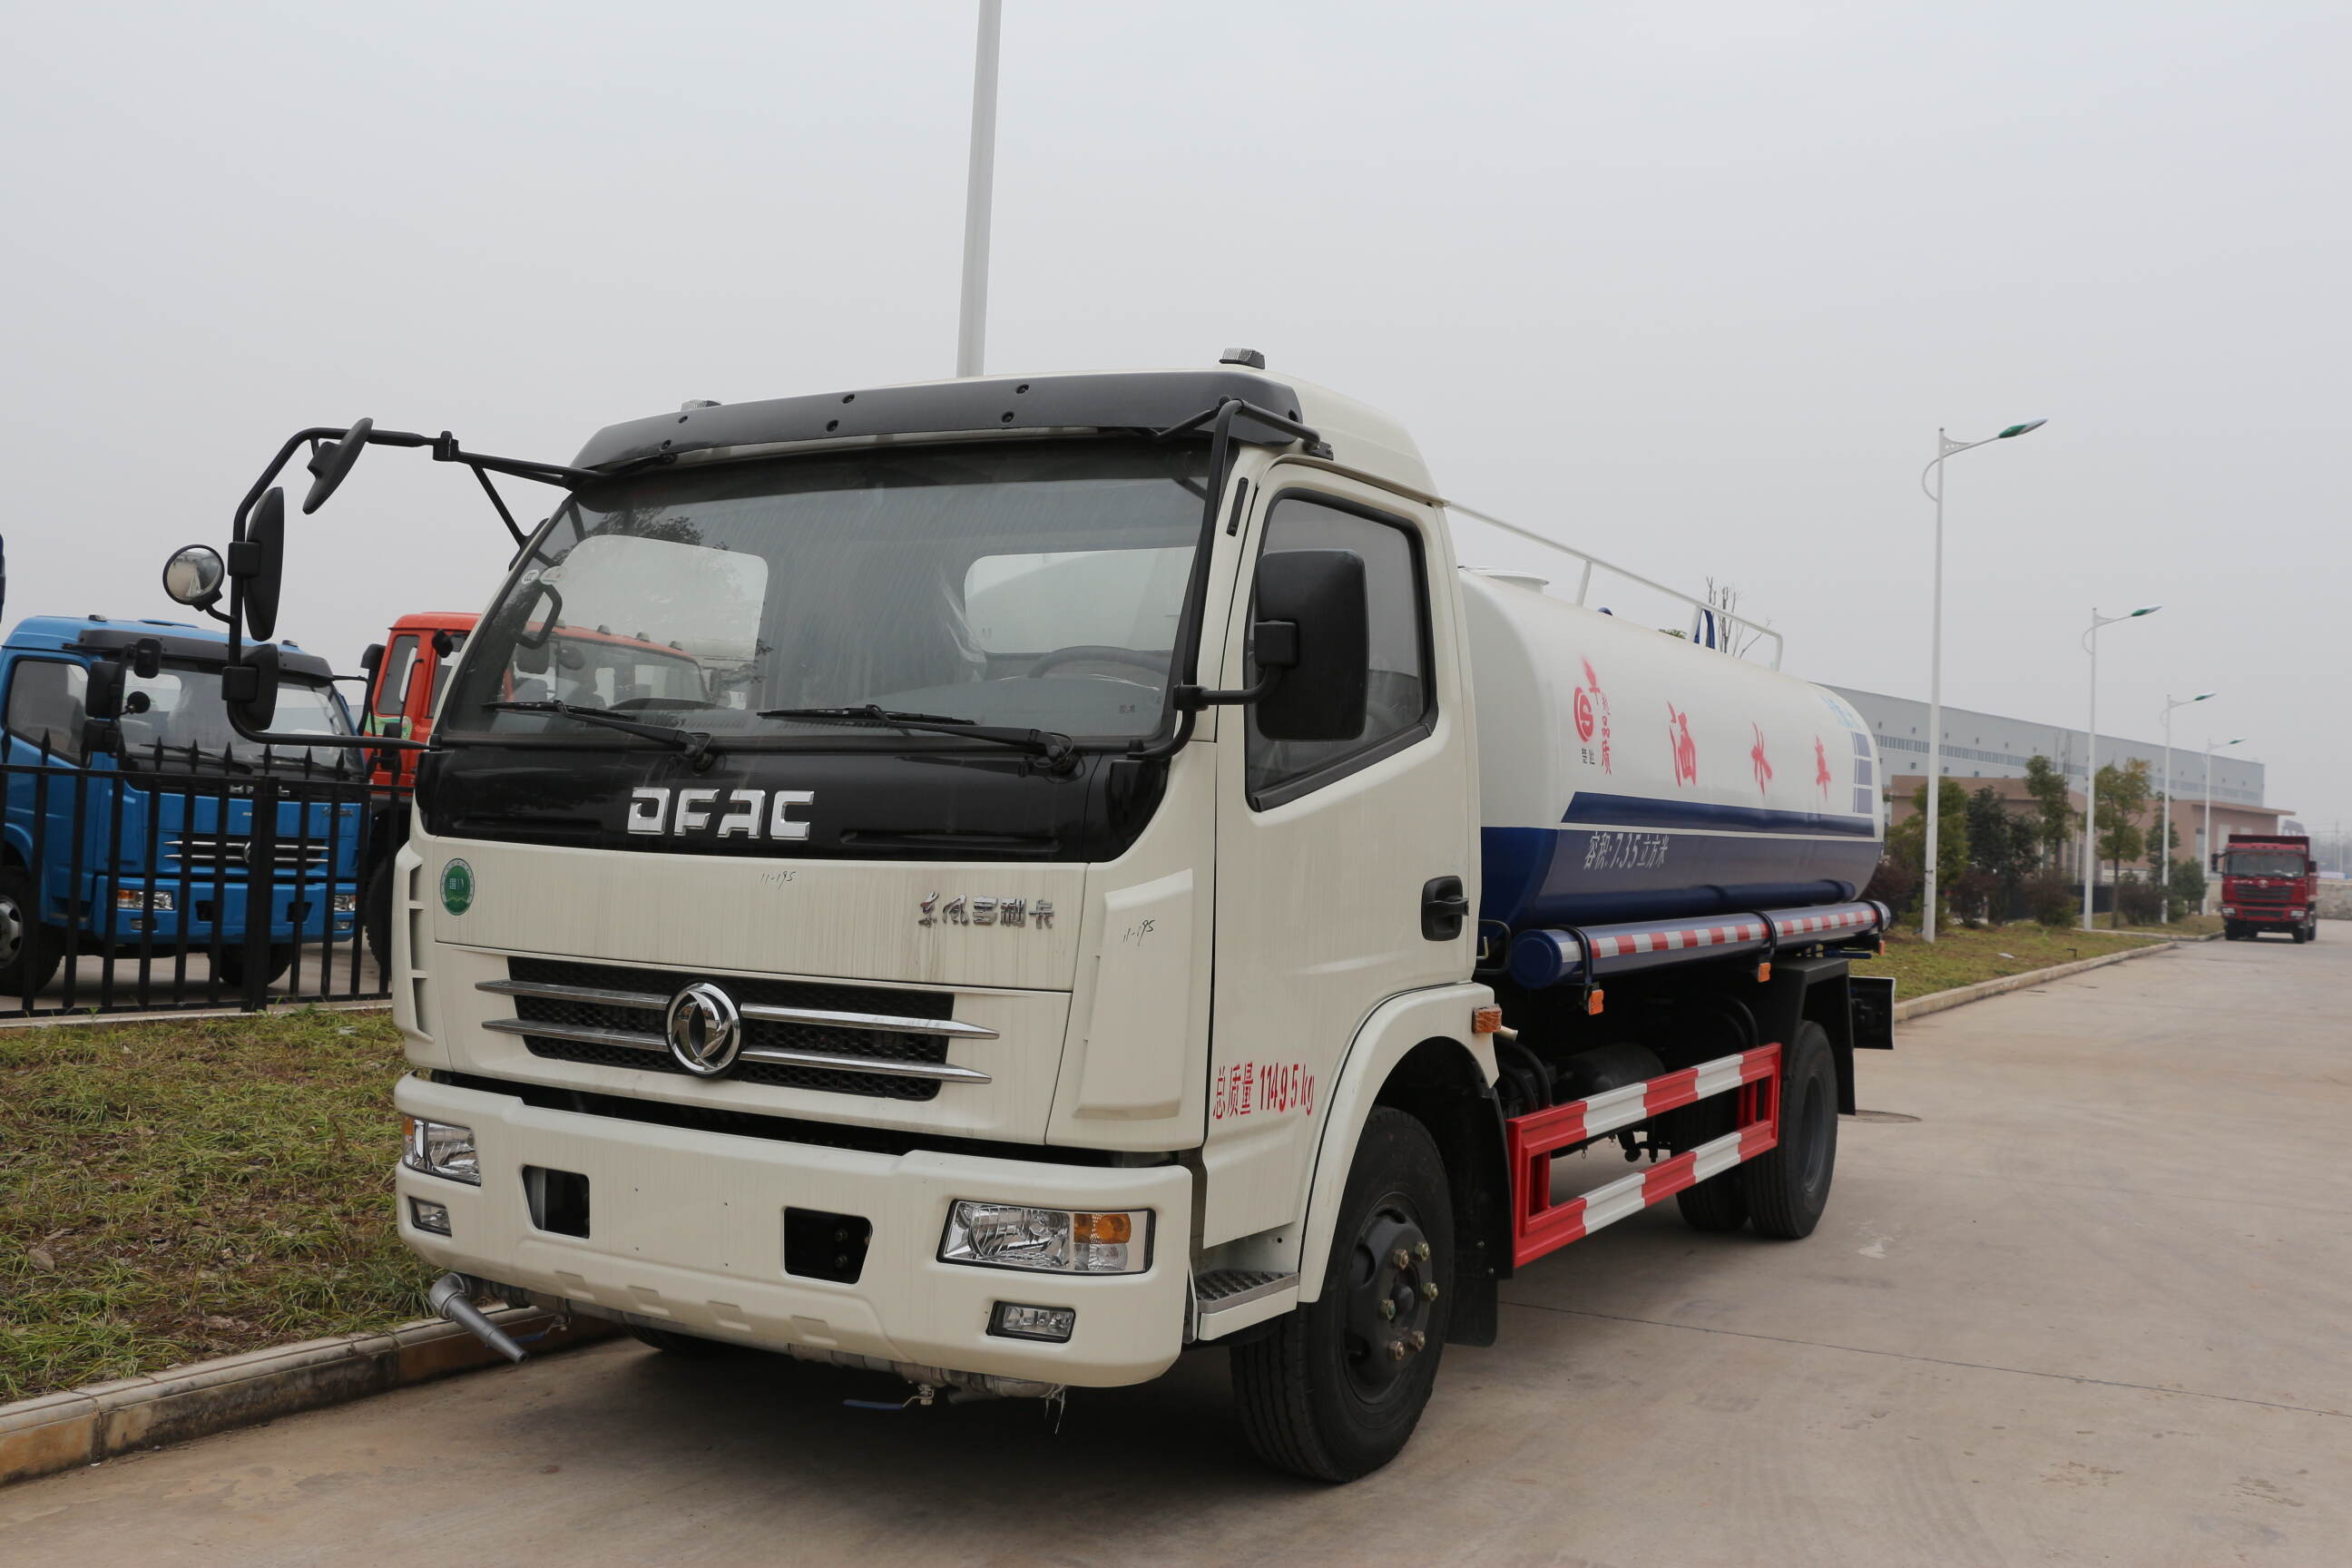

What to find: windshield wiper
left=758, top=704, right=1077, bottom=773
left=482, top=700, right=718, bottom=770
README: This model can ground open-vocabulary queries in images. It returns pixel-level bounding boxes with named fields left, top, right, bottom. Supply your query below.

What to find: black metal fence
left=2, top=740, right=392, bottom=1018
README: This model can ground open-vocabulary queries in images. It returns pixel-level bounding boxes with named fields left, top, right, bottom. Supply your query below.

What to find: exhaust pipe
left=428, top=1272, right=529, bottom=1363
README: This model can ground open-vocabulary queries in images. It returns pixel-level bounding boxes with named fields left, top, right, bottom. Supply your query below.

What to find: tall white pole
left=2159, top=705, right=2174, bottom=924
left=1923, top=432, right=1946, bottom=941
left=2082, top=621, right=2100, bottom=930
left=956, top=0, right=1004, bottom=379
left=2201, top=743, right=2215, bottom=916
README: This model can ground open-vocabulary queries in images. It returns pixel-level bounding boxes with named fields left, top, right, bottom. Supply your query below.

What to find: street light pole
left=955, top=0, right=1004, bottom=378
left=1917, top=418, right=2046, bottom=941
left=2157, top=692, right=2216, bottom=923
left=2200, top=736, right=2247, bottom=916
left=2081, top=604, right=2161, bottom=931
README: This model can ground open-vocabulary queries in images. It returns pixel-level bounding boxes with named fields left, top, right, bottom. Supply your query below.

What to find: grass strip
left=1, top=1009, right=426, bottom=1402
left=1854, top=922, right=2162, bottom=999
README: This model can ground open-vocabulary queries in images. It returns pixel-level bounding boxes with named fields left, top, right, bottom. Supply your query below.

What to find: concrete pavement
left=5, top=927, right=2347, bottom=1566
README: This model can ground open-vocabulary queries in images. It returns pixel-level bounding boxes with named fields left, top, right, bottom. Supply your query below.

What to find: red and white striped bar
left=1507, top=899, right=1887, bottom=988
left=1504, top=1043, right=1781, bottom=1267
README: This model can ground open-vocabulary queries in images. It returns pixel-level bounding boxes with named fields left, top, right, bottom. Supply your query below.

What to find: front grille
left=168, top=833, right=338, bottom=875
left=504, top=956, right=958, bottom=1102
left=2236, top=886, right=2289, bottom=904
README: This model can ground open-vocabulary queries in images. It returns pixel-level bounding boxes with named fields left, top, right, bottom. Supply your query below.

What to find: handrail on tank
left=1441, top=501, right=1786, bottom=671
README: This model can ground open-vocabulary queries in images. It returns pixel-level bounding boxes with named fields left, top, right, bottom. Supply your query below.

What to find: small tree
left=2022, top=754, right=2074, bottom=870
left=2094, top=760, right=2152, bottom=924
left=2166, top=856, right=2208, bottom=921
left=1887, top=779, right=1968, bottom=921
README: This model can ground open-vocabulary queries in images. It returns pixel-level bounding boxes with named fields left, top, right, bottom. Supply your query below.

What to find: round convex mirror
left=162, top=544, right=226, bottom=606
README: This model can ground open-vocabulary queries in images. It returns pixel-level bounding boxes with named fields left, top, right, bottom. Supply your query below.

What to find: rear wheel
left=0, top=867, right=61, bottom=997
left=1231, top=1107, right=1453, bottom=1482
left=1671, top=1083, right=1751, bottom=1232
left=1742, top=1021, right=1838, bottom=1240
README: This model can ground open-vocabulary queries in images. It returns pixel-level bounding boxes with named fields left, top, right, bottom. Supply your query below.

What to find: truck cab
left=2218, top=834, right=2318, bottom=943
left=0, top=614, right=365, bottom=995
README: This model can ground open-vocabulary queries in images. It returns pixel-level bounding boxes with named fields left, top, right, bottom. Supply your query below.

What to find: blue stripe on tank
left=1560, top=791, right=1877, bottom=838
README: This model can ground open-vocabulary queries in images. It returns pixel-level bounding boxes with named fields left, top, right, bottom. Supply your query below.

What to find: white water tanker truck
left=163, top=355, right=1893, bottom=1481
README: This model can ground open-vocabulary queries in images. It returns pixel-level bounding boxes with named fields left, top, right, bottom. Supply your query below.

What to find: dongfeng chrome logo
left=440, top=859, right=475, bottom=916
left=628, top=787, right=813, bottom=840
left=664, top=982, right=742, bottom=1077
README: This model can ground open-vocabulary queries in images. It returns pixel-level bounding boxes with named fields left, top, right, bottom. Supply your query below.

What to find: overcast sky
left=4, top=1, right=2345, bottom=834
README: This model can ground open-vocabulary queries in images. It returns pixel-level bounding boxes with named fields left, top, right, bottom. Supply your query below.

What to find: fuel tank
left=1461, top=568, right=1884, bottom=929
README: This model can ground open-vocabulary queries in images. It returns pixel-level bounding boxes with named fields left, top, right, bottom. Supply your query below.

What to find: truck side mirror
left=359, top=642, right=384, bottom=690
left=1250, top=548, right=1368, bottom=743
left=431, top=629, right=456, bottom=657
left=221, top=643, right=282, bottom=730
left=162, top=544, right=226, bottom=609
left=85, top=658, right=126, bottom=721
left=131, top=637, right=162, bottom=680
left=302, top=418, right=374, bottom=514
left=230, top=487, right=287, bottom=641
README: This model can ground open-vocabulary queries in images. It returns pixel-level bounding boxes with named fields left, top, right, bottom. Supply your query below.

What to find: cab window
left=1243, top=495, right=1433, bottom=807
left=375, top=636, right=419, bottom=718
left=5, top=659, right=89, bottom=763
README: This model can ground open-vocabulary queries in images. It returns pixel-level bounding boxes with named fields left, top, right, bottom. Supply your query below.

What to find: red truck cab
left=2217, top=835, right=2319, bottom=944
left=362, top=612, right=475, bottom=793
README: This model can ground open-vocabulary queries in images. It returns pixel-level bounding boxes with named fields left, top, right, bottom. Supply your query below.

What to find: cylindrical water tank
left=1461, top=568, right=1885, bottom=930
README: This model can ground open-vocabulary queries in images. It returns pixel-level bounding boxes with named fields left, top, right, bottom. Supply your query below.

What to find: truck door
left=1203, top=476, right=1475, bottom=1245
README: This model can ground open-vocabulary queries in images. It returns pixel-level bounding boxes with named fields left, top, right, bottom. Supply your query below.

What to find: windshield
left=443, top=439, right=1210, bottom=748
left=119, top=662, right=355, bottom=768
left=2225, top=850, right=2305, bottom=877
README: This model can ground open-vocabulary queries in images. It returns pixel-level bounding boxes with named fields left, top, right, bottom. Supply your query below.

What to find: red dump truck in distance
left=2217, top=834, right=2319, bottom=944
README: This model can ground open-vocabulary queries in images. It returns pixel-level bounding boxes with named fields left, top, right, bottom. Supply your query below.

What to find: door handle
left=1421, top=876, right=1469, bottom=941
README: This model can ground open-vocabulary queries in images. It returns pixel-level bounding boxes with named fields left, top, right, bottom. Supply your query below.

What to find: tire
left=0, top=867, right=61, bottom=998
left=1742, top=1021, right=1838, bottom=1240
left=1231, top=1107, right=1454, bottom=1482
left=361, top=863, right=394, bottom=971
left=216, top=942, right=297, bottom=988
left=624, top=1324, right=751, bottom=1358
left=1676, top=1170, right=1751, bottom=1231
left=1671, top=1083, right=1751, bottom=1232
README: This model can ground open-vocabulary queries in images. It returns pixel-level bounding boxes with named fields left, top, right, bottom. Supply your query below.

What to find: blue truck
left=0, top=613, right=367, bottom=997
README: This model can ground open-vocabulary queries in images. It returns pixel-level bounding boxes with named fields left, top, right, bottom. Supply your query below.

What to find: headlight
left=113, top=888, right=174, bottom=912
left=940, top=1201, right=1151, bottom=1275
left=332, top=894, right=359, bottom=914
left=2220, top=906, right=2235, bottom=916
left=401, top=1116, right=479, bottom=1184
left=2288, top=907, right=2307, bottom=917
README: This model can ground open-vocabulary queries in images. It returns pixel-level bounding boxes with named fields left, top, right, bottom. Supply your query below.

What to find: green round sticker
left=440, top=859, right=475, bottom=916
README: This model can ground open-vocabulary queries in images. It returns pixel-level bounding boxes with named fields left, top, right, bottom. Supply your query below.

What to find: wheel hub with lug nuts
left=1346, top=1204, right=1441, bottom=1396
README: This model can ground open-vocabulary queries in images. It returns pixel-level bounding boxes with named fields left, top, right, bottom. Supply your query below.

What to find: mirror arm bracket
left=466, top=463, right=529, bottom=550
left=1175, top=671, right=1282, bottom=711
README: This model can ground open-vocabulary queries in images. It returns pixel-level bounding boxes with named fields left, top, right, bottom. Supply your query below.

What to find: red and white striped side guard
left=1769, top=906, right=1879, bottom=940
left=1585, top=919, right=1769, bottom=960
left=1504, top=1044, right=1781, bottom=1268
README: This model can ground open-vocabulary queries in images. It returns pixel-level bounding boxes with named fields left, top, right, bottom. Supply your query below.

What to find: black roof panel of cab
left=573, top=370, right=1308, bottom=472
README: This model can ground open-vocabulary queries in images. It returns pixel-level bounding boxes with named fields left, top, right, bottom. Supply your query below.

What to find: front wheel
left=1231, top=1107, right=1454, bottom=1482
left=1742, top=1020, right=1838, bottom=1240
left=0, top=867, right=61, bottom=998
left=216, top=943, right=296, bottom=988
left=360, top=863, right=395, bottom=971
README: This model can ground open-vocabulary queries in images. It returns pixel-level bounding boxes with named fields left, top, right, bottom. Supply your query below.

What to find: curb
left=0, top=1304, right=615, bottom=1489
left=0, top=1000, right=392, bottom=1032
left=1892, top=938, right=2172, bottom=1024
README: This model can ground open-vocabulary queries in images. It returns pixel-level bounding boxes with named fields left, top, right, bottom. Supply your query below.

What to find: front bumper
left=85, top=876, right=357, bottom=943
left=393, top=1073, right=1193, bottom=1387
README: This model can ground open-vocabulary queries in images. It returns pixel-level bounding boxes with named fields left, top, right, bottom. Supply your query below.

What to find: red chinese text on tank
left=1749, top=723, right=1773, bottom=798
left=1814, top=736, right=1833, bottom=799
left=1576, top=658, right=1612, bottom=772
left=1667, top=703, right=1698, bottom=786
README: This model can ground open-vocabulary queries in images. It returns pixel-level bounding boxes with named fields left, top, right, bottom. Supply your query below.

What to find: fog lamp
left=401, top=1115, right=480, bottom=1184
left=409, top=1197, right=453, bottom=1236
left=331, top=894, right=359, bottom=914
left=989, top=1301, right=1076, bottom=1342
left=940, top=1201, right=1151, bottom=1275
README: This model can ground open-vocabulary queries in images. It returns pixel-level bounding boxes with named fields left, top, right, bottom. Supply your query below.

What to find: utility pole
left=956, top=0, right=1004, bottom=378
